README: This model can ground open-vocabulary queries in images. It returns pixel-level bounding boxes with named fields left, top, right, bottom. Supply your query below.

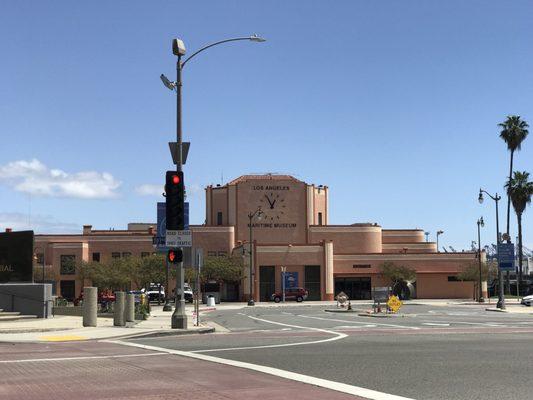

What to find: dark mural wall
left=0, top=231, right=34, bottom=283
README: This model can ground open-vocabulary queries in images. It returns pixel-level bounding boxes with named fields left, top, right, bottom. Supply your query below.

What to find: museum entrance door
left=259, top=266, right=276, bottom=301
left=60, top=280, right=75, bottom=301
left=334, top=277, right=371, bottom=300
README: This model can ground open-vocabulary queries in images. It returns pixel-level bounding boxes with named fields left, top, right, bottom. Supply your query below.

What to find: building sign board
left=166, top=230, right=192, bottom=248
left=498, top=243, right=515, bottom=271
left=0, top=230, right=34, bottom=283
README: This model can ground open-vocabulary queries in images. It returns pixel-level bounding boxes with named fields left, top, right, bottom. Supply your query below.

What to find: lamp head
left=478, top=190, right=484, bottom=204
left=250, top=34, right=266, bottom=42
left=160, top=74, right=176, bottom=90
left=479, top=217, right=484, bottom=227
left=172, top=38, right=186, bottom=56
left=437, top=230, right=444, bottom=235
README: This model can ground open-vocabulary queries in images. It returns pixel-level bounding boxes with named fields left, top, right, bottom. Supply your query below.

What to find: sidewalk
left=0, top=305, right=213, bottom=343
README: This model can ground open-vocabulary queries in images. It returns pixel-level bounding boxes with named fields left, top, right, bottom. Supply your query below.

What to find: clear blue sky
left=1, top=1, right=532, bottom=251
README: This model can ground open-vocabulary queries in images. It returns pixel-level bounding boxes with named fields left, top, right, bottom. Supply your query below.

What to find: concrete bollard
left=125, top=293, right=135, bottom=323
left=82, top=287, right=97, bottom=327
left=114, top=291, right=125, bottom=326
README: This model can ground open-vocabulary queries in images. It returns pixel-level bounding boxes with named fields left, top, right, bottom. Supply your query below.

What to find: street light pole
left=479, top=189, right=505, bottom=309
left=436, top=230, right=444, bottom=252
left=247, top=207, right=263, bottom=306
left=162, top=35, right=265, bottom=328
left=477, top=217, right=485, bottom=303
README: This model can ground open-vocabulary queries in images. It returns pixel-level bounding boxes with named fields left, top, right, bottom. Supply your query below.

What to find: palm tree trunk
left=506, top=150, right=514, bottom=236
left=505, top=150, right=514, bottom=294
left=517, top=213, right=523, bottom=295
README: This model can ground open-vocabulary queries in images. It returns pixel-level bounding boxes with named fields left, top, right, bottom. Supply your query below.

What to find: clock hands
left=264, top=194, right=276, bottom=209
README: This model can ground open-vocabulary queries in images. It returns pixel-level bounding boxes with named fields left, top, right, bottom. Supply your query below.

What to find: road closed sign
left=166, top=230, right=192, bottom=248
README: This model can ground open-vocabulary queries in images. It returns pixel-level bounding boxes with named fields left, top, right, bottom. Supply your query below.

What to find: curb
left=0, top=327, right=75, bottom=334
left=116, top=326, right=215, bottom=340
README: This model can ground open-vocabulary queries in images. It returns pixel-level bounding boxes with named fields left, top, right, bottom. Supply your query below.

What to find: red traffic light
left=167, top=249, right=183, bottom=264
left=172, top=175, right=180, bottom=185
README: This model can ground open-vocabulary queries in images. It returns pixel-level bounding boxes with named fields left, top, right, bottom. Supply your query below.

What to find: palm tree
left=499, top=115, right=529, bottom=237
left=505, top=171, right=533, bottom=291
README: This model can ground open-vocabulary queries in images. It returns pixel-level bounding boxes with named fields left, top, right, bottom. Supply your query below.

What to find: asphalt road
left=127, top=304, right=533, bottom=400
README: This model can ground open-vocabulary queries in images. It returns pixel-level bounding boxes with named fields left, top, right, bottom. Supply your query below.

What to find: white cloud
left=0, top=159, right=121, bottom=199
left=0, top=212, right=79, bottom=233
left=135, top=184, right=164, bottom=196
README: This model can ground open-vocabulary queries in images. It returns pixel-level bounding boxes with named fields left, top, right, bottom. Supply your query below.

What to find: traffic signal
left=165, top=170, right=184, bottom=230
left=167, top=248, right=183, bottom=264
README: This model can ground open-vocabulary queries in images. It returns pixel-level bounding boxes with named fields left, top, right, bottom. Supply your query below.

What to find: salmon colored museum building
left=34, top=174, right=481, bottom=302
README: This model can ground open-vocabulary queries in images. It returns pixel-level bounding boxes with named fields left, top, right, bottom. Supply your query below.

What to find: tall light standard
left=160, top=35, right=265, bottom=328
left=479, top=189, right=505, bottom=309
left=477, top=217, right=485, bottom=303
left=247, top=207, right=263, bottom=306
left=33, top=246, right=46, bottom=283
left=436, top=230, right=444, bottom=252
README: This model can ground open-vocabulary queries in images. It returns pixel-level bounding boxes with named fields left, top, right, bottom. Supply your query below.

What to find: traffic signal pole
left=171, top=54, right=187, bottom=330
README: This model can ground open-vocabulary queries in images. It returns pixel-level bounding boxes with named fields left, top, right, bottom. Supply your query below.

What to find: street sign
left=166, top=230, right=192, bottom=248
left=387, top=295, right=402, bottom=313
left=498, top=242, right=515, bottom=271
left=156, top=202, right=189, bottom=251
left=169, top=142, right=190, bottom=165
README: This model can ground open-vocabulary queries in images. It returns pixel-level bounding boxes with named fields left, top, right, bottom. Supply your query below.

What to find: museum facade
left=32, top=174, right=480, bottom=301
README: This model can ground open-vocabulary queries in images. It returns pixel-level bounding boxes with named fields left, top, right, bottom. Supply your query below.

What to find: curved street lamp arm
left=480, top=189, right=500, bottom=201
left=182, top=37, right=260, bottom=68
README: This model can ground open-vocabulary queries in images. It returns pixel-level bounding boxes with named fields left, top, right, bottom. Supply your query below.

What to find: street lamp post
left=161, top=35, right=265, bottom=328
left=477, top=217, right=485, bottom=303
left=479, top=189, right=505, bottom=309
left=436, top=230, right=444, bottom=252
left=247, top=207, right=263, bottom=306
left=33, top=246, right=46, bottom=283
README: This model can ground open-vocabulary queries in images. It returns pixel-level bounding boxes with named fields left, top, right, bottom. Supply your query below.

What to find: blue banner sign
left=498, top=242, right=515, bottom=271
left=284, top=271, right=298, bottom=289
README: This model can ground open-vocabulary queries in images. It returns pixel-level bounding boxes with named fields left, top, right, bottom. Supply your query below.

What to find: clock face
left=259, top=192, right=287, bottom=221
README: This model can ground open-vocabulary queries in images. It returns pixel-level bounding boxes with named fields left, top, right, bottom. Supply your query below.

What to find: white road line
left=422, top=320, right=505, bottom=327
left=191, top=315, right=347, bottom=353
left=0, top=352, right=165, bottom=364
left=298, top=314, right=421, bottom=330
left=109, top=339, right=415, bottom=400
left=422, top=323, right=450, bottom=327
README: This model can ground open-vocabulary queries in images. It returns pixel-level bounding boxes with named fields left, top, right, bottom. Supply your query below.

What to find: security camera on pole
left=160, top=35, right=265, bottom=329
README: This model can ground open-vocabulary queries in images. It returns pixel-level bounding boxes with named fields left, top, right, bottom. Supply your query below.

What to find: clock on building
left=259, top=192, right=287, bottom=221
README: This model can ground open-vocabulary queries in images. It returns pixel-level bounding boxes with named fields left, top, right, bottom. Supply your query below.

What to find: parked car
left=271, top=287, right=309, bottom=303
left=128, top=289, right=145, bottom=303
left=521, top=294, right=533, bottom=306
left=184, top=283, right=194, bottom=303
left=146, top=284, right=165, bottom=303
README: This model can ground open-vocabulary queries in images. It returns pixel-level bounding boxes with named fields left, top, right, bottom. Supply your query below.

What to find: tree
left=458, top=261, right=498, bottom=300
left=380, top=262, right=416, bottom=299
left=185, top=256, right=245, bottom=285
left=380, top=262, right=416, bottom=284
left=499, top=116, right=529, bottom=237
left=505, top=171, right=533, bottom=289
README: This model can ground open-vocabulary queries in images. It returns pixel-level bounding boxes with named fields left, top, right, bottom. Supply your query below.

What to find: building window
left=111, top=252, right=121, bottom=259
left=60, top=255, right=76, bottom=275
left=318, top=212, right=323, bottom=226
left=217, top=212, right=223, bottom=226
left=92, top=252, right=100, bottom=262
left=353, top=264, right=371, bottom=269
left=122, top=252, right=132, bottom=258
left=447, top=276, right=460, bottom=282
left=218, top=251, right=227, bottom=257
left=207, top=251, right=217, bottom=257
left=141, top=252, right=150, bottom=258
